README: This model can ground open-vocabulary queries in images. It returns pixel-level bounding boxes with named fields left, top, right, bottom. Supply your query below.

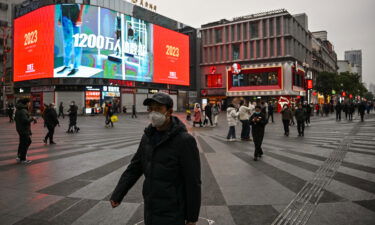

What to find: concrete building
left=200, top=9, right=312, bottom=111
left=338, top=60, right=359, bottom=74
left=344, top=49, right=362, bottom=81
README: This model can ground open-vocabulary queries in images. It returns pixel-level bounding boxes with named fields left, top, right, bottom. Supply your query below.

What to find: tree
left=315, top=72, right=338, bottom=102
left=338, top=72, right=367, bottom=97
left=364, top=92, right=374, bottom=101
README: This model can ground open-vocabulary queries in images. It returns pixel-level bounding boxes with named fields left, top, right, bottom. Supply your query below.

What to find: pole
left=1, top=26, right=8, bottom=114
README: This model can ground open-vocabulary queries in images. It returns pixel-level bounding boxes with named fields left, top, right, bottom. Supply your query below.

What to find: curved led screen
left=13, top=4, right=190, bottom=85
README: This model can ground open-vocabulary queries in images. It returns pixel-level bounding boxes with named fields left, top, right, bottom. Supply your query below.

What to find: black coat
left=111, top=116, right=201, bottom=225
left=358, top=103, right=366, bottom=114
left=68, top=105, right=78, bottom=125
left=14, top=103, right=34, bottom=135
left=249, top=112, right=267, bottom=134
left=44, top=108, right=59, bottom=127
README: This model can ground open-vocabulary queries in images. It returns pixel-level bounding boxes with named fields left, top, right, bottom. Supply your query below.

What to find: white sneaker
left=21, top=160, right=32, bottom=164
left=230, top=138, right=236, bottom=142
left=16, top=157, right=20, bottom=163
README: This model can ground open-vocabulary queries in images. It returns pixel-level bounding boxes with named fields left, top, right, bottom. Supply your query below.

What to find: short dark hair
left=255, top=105, right=262, bottom=110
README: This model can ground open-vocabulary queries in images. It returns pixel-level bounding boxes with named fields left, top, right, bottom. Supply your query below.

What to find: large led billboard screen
left=14, top=4, right=190, bottom=85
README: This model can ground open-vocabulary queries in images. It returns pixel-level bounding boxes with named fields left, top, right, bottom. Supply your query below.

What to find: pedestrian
left=281, top=104, right=293, bottom=136
left=43, top=103, right=59, bottom=144
left=261, top=102, right=267, bottom=117
left=366, top=102, right=371, bottom=114
left=131, top=104, right=137, bottom=118
left=320, top=104, right=324, bottom=117
left=348, top=103, right=355, bottom=121
left=267, top=102, right=274, bottom=123
left=58, top=102, right=65, bottom=119
left=193, top=104, right=203, bottom=127
left=290, top=104, right=296, bottom=125
left=212, top=103, right=220, bottom=126
left=110, top=92, right=201, bottom=225
left=238, top=100, right=251, bottom=141
left=304, top=102, right=311, bottom=126
left=335, top=102, right=342, bottom=121
left=105, top=102, right=114, bottom=128
left=41, top=103, right=49, bottom=127
left=358, top=101, right=366, bottom=122
left=249, top=105, right=267, bottom=161
left=324, top=103, right=330, bottom=117
left=14, top=98, right=37, bottom=164
left=315, top=104, right=320, bottom=116
left=226, top=103, right=239, bottom=141
left=7, top=103, right=15, bottom=123
left=343, top=103, right=348, bottom=120
left=67, top=101, right=80, bottom=133
left=295, top=104, right=306, bottom=137
left=204, top=103, right=213, bottom=127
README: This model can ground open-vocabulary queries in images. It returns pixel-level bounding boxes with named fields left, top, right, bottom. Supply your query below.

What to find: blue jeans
left=240, top=120, right=250, bottom=139
left=227, top=126, right=236, bottom=139
left=62, top=16, right=82, bottom=69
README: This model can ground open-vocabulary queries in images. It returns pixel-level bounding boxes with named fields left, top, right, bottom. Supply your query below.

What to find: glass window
left=256, top=41, right=261, bottom=58
left=263, top=40, right=267, bottom=58
left=263, top=20, right=267, bottom=37
left=226, top=45, right=229, bottom=61
left=270, top=39, right=274, bottom=57
left=276, top=17, right=281, bottom=35
left=213, top=47, right=216, bottom=62
left=207, top=30, right=211, bottom=44
left=243, top=23, right=247, bottom=40
left=231, top=25, right=235, bottom=42
left=269, top=18, right=274, bottom=36
left=206, top=74, right=223, bottom=88
left=244, top=42, right=248, bottom=59
left=232, top=44, right=240, bottom=60
left=250, top=22, right=259, bottom=38
left=250, top=42, right=254, bottom=58
left=237, top=24, right=241, bottom=41
left=219, top=46, right=223, bottom=61
left=226, top=26, right=230, bottom=42
left=277, top=38, right=282, bottom=56
left=215, top=28, right=223, bottom=43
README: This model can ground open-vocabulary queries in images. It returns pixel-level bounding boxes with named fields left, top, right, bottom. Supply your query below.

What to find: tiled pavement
left=0, top=112, right=374, bottom=225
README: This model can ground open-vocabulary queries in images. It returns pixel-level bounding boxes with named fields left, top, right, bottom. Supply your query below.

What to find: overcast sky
left=147, top=0, right=374, bottom=87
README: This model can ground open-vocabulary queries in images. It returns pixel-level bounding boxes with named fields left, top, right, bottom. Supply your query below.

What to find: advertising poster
left=13, top=5, right=55, bottom=82
left=14, top=4, right=189, bottom=86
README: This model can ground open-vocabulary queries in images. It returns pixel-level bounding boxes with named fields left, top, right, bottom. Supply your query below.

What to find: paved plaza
left=0, top=112, right=374, bottom=225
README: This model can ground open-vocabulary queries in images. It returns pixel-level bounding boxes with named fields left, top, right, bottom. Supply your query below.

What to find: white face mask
left=149, top=111, right=167, bottom=127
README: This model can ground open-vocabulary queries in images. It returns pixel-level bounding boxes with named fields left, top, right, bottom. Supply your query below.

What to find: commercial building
left=9, top=0, right=199, bottom=114
left=344, top=49, right=362, bottom=81
left=200, top=9, right=313, bottom=111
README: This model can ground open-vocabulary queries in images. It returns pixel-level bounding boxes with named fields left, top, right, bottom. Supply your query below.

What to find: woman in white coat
left=226, top=103, right=239, bottom=141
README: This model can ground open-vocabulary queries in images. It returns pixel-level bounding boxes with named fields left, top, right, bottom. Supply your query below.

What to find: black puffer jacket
left=44, top=107, right=59, bottom=127
left=14, top=103, right=34, bottom=135
left=111, top=116, right=201, bottom=225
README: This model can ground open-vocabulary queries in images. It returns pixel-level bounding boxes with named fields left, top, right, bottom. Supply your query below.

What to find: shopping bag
left=110, top=115, right=119, bottom=123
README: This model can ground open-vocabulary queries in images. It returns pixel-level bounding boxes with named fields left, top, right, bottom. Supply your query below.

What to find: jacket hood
left=16, top=103, right=28, bottom=110
left=227, top=107, right=236, bottom=112
left=144, top=116, right=187, bottom=138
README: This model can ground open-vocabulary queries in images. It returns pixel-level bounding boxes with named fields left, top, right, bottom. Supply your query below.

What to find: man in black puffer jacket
left=110, top=93, right=201, bottom=225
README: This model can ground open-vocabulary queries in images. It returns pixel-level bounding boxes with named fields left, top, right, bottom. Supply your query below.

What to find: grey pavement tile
left=228, top=205, right=279, bottom=225
left=205, top=206, right=236, bottom=225
left=126, top=204, right=144, bottom=225
left=28, top=197, right=81, bottom=220
left=354, top=199, right=375, bottom=213
left=0, top=214, right=23, bottom=225
left=71, top=202, right=139, bottom=225
left=50, top=199, right=100, bottom=225
left=37, top=154, right=134, bottom=196
left=197, top=136, right=216, bottom=153
left=12, top=218, right=50, bottom=225
left=307, top=202, right=375, bottom=225
left=200, top=154, right=227, bottom=206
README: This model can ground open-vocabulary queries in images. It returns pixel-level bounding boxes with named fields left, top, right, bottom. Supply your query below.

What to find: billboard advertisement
left=14, top=4, right=189, bottom=85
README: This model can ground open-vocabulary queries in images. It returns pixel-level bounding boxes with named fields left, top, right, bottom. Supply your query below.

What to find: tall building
left=200, top=9, right=312, bottom=110
left=344, top=50, right=362, bottom=80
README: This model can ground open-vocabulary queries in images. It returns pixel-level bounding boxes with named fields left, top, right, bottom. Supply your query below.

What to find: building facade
left=337, top=60, right=359, bottom=74
left=200, top=9, right=313, bottom=111
left=9, top=0, right=199, bottom=114
left=344, top=50, right=362, bottom=81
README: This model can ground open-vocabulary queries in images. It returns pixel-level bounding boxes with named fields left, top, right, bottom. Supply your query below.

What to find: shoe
left=16, top=157, right=21, bottom=163
left=50, top=142, right=56, bottom=145
left=254, top=156, right=258, bottom=161
left=67, top=68, right=78, bottom=76
left=286, top=132, right=289, bottom=137
left=43, top=139, right=47, bottom=144
left=20, top=160, right=32, bottom=164
left=76, top=128, right=80, bottom=132
left=302, top=133, right=304, bottom=137
left=57, top=66, right=70, bottom=73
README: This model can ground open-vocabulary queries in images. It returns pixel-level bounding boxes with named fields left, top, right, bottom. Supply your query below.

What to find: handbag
left=110, top=115, right=119, bottom=123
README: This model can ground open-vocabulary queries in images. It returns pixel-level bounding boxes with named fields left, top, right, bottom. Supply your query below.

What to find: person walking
left=249, top=106, right=267, bottom=161
left=212, top=103, right=220, bottom=126
left=358, top=102, right=366, bottom=122
left=290, top=104, right=296, bottom=125
left=343, top=103, right=348, bottom=120
left=110, top=92, right=201, bottom=225
left=67, top=101, right=79, bottom=133
left=348, top=103, right=355, bottom=121
left=295, top=104, right=306, bottom=137
left=304, top=103, right=311, bottom=126
left=14, top=98, right=37, bottom=164
left=226, top=104, right=239, bottom=141
left=43, top=103, right=59, bottom=144
left=204, top=103, right=213, bottom=127
left=239, top=100, right=251, bottom=141
left=58, top=102, right=65, bottom=119
left=193, top=104, right=203, bottom=127
left=315, top=104, right=320, bottom=116
left=131, top=104, right=137, bottom=118
left=267, top=102, right=275, bottom=123
left=105, top=102, right=114, bottom=128
left=335, top=102, right=342, bottom=121
left=281, top=104, right=293, bottom=136
left=7, top=103, right=15, bottom=123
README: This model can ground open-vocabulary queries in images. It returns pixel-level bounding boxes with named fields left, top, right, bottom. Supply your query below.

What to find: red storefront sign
left=86, top=91, right=100, bottom=100
left=306, top=79, right=313, bottom=89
